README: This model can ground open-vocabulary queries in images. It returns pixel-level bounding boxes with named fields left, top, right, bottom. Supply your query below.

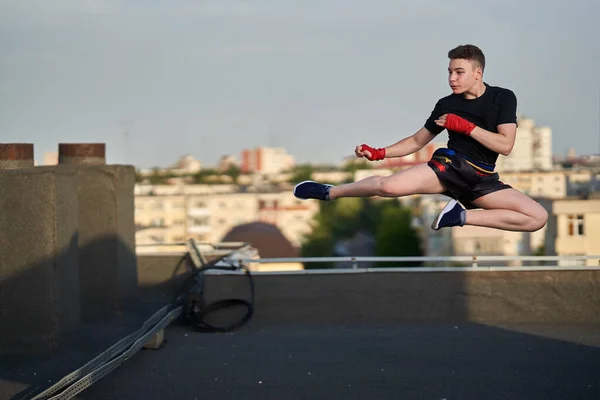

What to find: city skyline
left=1, top=0, right=599, bottom=169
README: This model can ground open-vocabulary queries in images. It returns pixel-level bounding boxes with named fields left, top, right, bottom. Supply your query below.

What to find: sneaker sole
left=431, top=199, right=458, bottom=230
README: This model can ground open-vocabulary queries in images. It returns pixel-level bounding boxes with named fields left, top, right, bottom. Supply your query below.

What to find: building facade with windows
left=545, top=198, right=600, bottom=266
left=134, top=185, right=319, bottom=250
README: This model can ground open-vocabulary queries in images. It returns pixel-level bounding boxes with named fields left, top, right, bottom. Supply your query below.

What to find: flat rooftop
left=80, top=322, right=600, bottom=400
left=3, top=260, right=600, bottom=400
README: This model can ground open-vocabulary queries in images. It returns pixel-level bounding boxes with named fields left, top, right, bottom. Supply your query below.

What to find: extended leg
left=293, top=163, right=446, bottom=201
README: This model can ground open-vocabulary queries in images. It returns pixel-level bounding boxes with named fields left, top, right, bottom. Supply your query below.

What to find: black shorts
left=427, top=148, right=511, bottom=210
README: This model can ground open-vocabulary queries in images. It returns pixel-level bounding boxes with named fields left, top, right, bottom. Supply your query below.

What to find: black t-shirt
left=424, top=83, right=518, bottom=165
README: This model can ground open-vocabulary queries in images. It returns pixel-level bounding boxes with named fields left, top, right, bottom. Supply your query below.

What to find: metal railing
left=137, top=243, right=600, bottom=271
left=213, top=255, right=600, bottom=273
left=135, top=241, right=255, bottom=256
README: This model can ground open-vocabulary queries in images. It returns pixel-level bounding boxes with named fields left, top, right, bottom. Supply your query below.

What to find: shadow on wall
left=0, top=238, right=196, bottom=400
left=0, top=143, right=156, bottom=400
left=0, top=234, right=151, bottom=400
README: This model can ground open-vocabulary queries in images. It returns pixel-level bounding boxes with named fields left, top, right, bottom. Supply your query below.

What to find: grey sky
left=1, top=0, right=599, bottom=168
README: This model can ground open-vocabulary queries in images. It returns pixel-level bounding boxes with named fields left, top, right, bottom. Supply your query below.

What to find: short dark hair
left=448, top=44, right=485, bottom=72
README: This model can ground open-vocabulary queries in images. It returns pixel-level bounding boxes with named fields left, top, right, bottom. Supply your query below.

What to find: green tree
left=147, top=167, right=174, bottom=185
left=340, top=160, right=373, bottom=183
left=193, top=168, right=219, bottom=184
left=135, top=169, right=145, bottom=183
left=300, top=197, right=422, bottom=269
left=341, top=160, right=372, bottom=173
left=374, top=205, right=423, bottom=267
left=532, top=243, right=546, bottom=266
left=300, top=225, right=336, bottom=269
left=318, top=198, right=366, bottom=239
left=533, top=244, right=545, bottom=256
left=224, top=165, right=241, bottom=183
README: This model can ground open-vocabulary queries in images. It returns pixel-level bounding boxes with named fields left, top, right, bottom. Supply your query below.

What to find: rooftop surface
left=3, top=261, right=600, bottom=400
left=81, top=322, right=600, bottom=400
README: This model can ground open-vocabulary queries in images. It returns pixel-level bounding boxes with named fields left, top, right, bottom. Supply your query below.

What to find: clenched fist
left=355, top=144, right=385, bottom=161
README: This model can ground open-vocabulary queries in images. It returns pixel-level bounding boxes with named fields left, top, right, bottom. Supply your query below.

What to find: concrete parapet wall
left=137, top=254, right=187, bottom=303
left=213, top=270, right=597, bottom=326
left=0, top=143, right=138, bottom=355
left=136, top=253, right=600, bottom=327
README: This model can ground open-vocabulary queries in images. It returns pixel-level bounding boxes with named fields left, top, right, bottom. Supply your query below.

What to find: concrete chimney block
left=0, top=143, right=35, bottom=169
left=0, top=166, right=80, bottom=354
left=58, top=143, right=106, bottom=165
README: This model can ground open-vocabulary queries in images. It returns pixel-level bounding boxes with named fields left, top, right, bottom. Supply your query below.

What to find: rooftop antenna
left=268, top=130, right=276, bottom=147
left=120, top=119, right=134, bottom=164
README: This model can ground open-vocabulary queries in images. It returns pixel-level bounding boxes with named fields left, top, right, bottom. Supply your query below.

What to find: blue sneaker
left=293, top=180, right=333, bottom=201
left=431, top=199, right=466, bottom=230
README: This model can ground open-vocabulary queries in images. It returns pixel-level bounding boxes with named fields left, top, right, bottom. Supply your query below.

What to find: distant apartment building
left=135, top=195, right=188, bottom=244
left=499, top=169, right=600, bottom=199
left=169, top=155, right=202, bottom=175
left=566, top=169, right=600, bottom=195
left=452, top=225, right=529, bottom=259
left=137, top=155, right=202, bottom=178
left=43, top=151, right=58, bottom=166
left=217, top=155, right=239, bottom=172
left=545, top=197, right=600, bottom=266
left=566, top=147, right=578, bottom=160
left=499, top=170, right=568, bottom=199
left=496, top=116, right=553, bottom=172
left=241, top=147, right=295, bottom=174
left=134, top=184, right=319, bottom=249
left=532, top=126, right=553, bottom=170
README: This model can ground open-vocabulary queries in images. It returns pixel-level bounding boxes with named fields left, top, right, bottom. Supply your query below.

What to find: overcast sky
left=1, top=0, right=599, bottom=168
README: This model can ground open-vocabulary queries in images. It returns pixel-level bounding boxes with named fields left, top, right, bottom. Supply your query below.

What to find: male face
left=448, top=58, right=482, bottom=94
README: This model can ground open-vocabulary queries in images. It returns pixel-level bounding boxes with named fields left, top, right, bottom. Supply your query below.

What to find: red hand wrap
left=445, top=114, right=476, bottom=135
left=361, top=144, right=386, bottom=161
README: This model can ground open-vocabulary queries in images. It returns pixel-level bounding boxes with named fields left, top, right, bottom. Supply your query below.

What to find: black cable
left=172, top=253, right=255, bottom=333
left=189, top=264, right=255, bottom=333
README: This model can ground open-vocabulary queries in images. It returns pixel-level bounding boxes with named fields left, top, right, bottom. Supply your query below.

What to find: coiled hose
left=172, top=252, right=255, bottom=333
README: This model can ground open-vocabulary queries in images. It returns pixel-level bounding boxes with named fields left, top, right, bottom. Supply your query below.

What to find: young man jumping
left=293, top=44, right=548, bottom=233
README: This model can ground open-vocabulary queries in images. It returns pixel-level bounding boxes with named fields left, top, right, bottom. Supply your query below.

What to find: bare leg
left=466, top=188, right=548, bottom=232
left=329, top=163, right=446, bottom=200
